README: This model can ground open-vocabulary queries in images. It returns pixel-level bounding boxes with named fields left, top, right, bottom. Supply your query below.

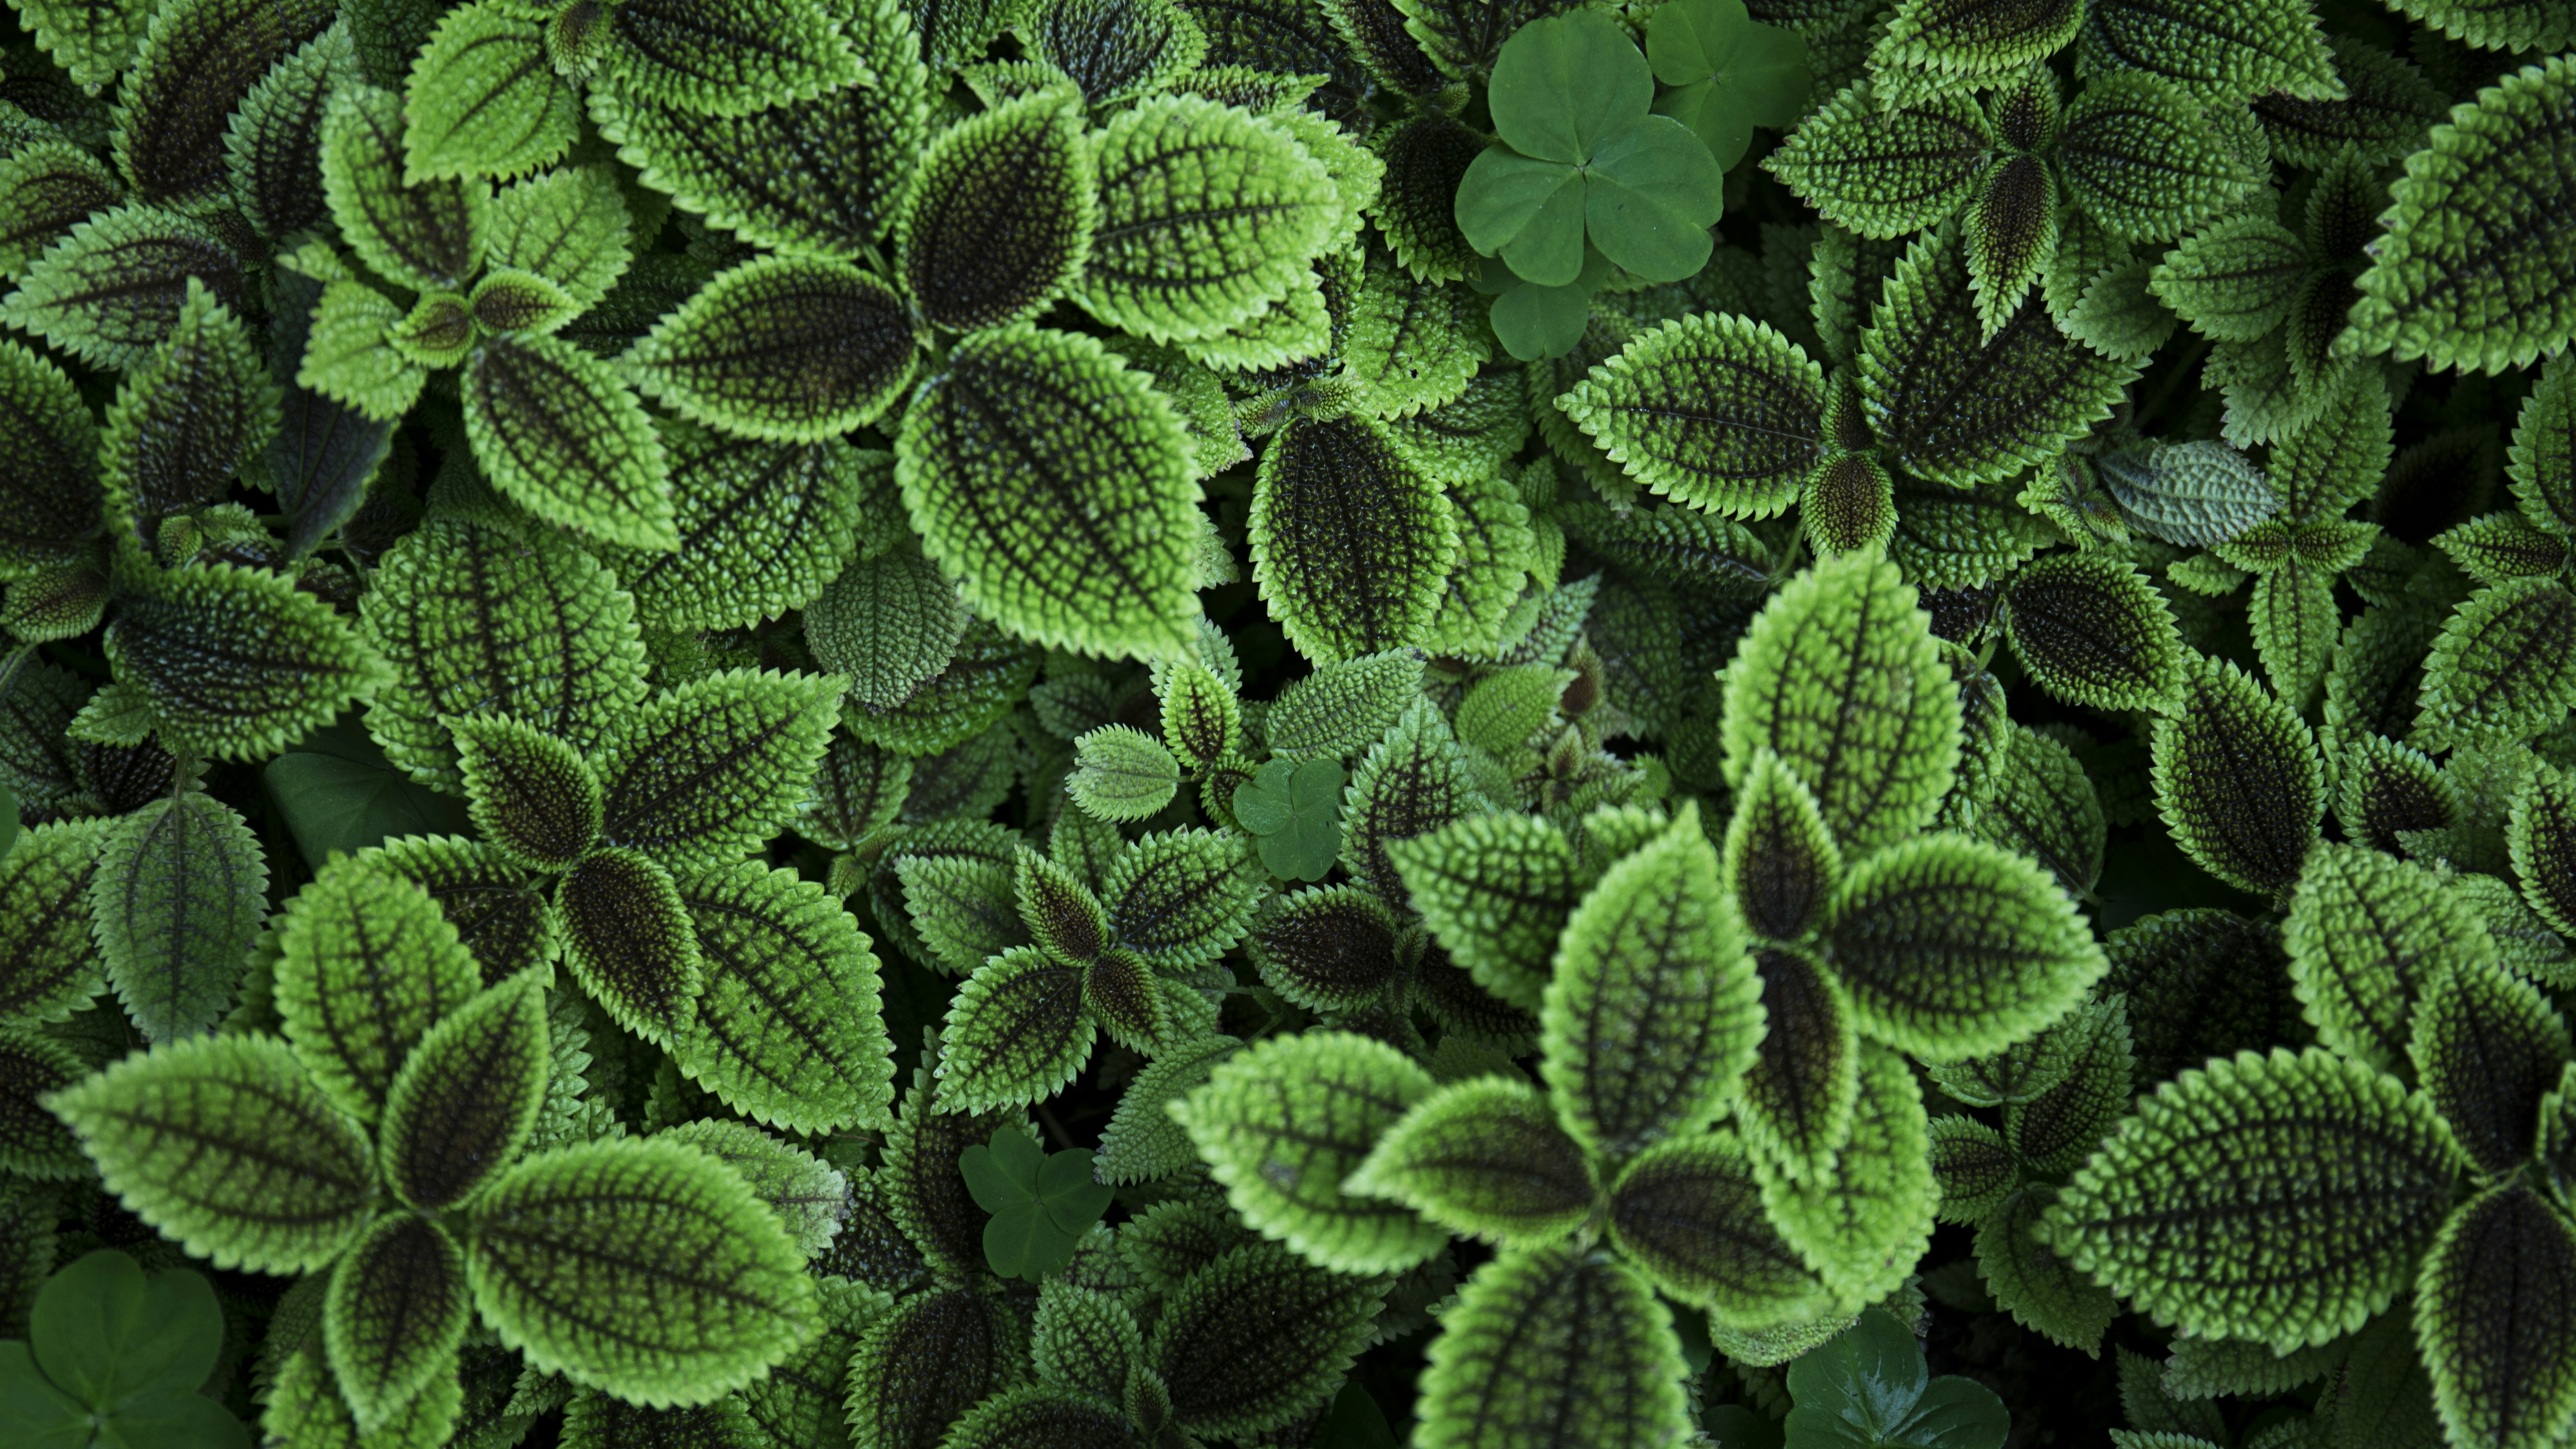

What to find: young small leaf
left=324, top=1212, right=470, bottom=1432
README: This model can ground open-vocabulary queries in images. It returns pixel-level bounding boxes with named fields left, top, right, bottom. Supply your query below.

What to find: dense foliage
left=0, top=0, right=2571, bottom=1445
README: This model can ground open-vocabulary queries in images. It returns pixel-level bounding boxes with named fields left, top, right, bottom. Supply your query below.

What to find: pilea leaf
left=1720, top=551, right=1961, bottom=856
left=0, top=342, right=104, bottom=572
left=323, top=1211, right=471, bottom=1433
left=2044, top=1046, right=2463, bottom=1353
left=98, top=277, right=277, bottom=535
left=804, top=546, right=966, bottom=712
left=322, top=83, right=486, bottom=294
left=844, top=1286, right=1016, bottom=1449
left=2414, top=578, right=2576, bottom=751
left=592, top=668, right=845, bottom=869
left=1249, top=414, right=1457, bottom=664
left=898, top=87, right=1095, bottom=333
left=401, top=3, right=582, bottom=183
left=1, top=205, right=246, bottom=370
left=1252, top=885, right=1402, bottom=1013
left=605, top=425, right=869, bottom=633
left=47, top=1033, right=373, bottom=1274
left=2409, top=952, right=2568, bottom=1176
left=1860, top=230, right=2136, bottom=488
left=0, top=821, right=109, bottom=1026
left=1173, top=1030, right=1448, bottom=1274
left=480, top=164, right=633, bottom=310
left=2055, top=72, right=2256, bottom=242
left=114, top=0, right=337, bottom=208
left=1068, top=724, right=1181, bottom=824
left=1609, top=1129, right=1827, bottom=1329
left=462, top=331, right=674, bottom=551
left=378, top=971, right=549, bottom=1210
left=2095, top=435, right=2279, bottom=547
left=361, top=519, right=648, bottom=790
left=1762, top=1043, right=1937, bottom=1307
left=2348, top=56, right=2576, bottom=375
left=2151, top=655, right=2324, bottom=897
left=1979, top=1183, right=2120, bottom=1355
left=1739, top=944, right=1859, bottom=1182
left=1415, top=1241, right=1692, bottom=1449
left=580, top=0, right=861, bottom=117
left=12, top=0, right=152, bottom=95
left=449, top=714, right=603, bottom=870
left=1347, top=1073, right=1594, bottom=1244
left=556, top=846, right=700, bottom=1046
left=1721, top=749, right=1841, bottom=943
left=464, top=1135, right=815, bottom=1406
left=1079, top=93, right=1341, bottom=343
left=2407, top=1184, right=2573, bottom=1449
left=274, top=861, right=481, bottom=1123
left=1541, top=804, right=1762, bottom=1160
left=937, top=948, right=1092, bottom=1112
left=1999, top=551, right=2187, bottom=713
left=1146, top=1240, right=1383, bottom=1438
left=897, top=324, right=1200, bottom=661
left=1557, top=312, right=1826, bottom=518
left=670, top=861, right=894, bottom=1134
left=1389, top=812, right=1581, bottom=1012
left=628, top=256, right=917, bottom=443
left=104, top=559, right=387, bottom=762
left=89, top=790, right=266, bottom=1044
left=1764, top=80, right=1993, bottom=239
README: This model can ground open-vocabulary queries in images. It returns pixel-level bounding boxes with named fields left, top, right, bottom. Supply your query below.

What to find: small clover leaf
left=958, top=1128, right=1116, bottom=1282
left=1233, top=758, right=1348, bottom=882
left=0, top=1249, right=248, bottom=1449
left=1783, top=1308, right=2008, bottom=1449
left=1647, top=0, right=1811, bottom=169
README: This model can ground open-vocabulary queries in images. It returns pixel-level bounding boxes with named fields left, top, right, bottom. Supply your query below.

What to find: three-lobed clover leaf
left=956, top=1127, right=1115, bottom=1282
left=1232, top=757, right=1347, bottom=882
left=1781, top=1307, right=2009, bottom=1449
left=0, top=1249, right=249, bottom=1449
left=1644, top=0, right=1811, bottom=170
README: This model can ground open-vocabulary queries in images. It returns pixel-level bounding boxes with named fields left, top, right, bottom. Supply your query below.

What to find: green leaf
left=3, top=204, right=248, bottom=371
left=934, top=1387, right=1129, bottom=1449
left=465, top=1135, right=814, bottom=1406
left=2151, top=655, right=2324, bottom=896
left=1717, top=751, right=1838, bottom=945
left=108, top=0, right=333, bottom=205
left=1784, top=1306, right=2010, bottom=1449
left=936, top=948, right=1093, bottom=1113
left=47, top=1033, right=372, bottom=1273
left=295, top=272, right=424, bottom=423
left=13, top=0, right=151, bottom=94
left=2510, top=764, right=2576, bottom=940
left=324, top=1212, right=470, bottom=1432
left=0, top=1031, right=88, bottom=1181
left=1930, top=1113, right=2017, bottom=1224
left=1174, top=1029, right=1447, bottom=1274
left=1267, top=648, right=1427, bottom=761
left=1721, top=552, right=1962, bottom=856
left=1250, top=884, right=1400, bottom=1012
left=957, top=1128, right=1114, bottom=1281
left=1557, top=312, right=1825, bottom=519
left=0, top=342, right=103, bottom=573
left=843, top=1288, right=1016, bottom=1449
left=1761, top=1043, right=1936, bottom=1306
left=378, top=971, right=549, bottom=1209
left=1972, top=724, right=2107, bottom=901
left=89, top=790, right=265, bottom=1044
left=894, top=88, right=1094, bottom=333
left=628, top=256, right=917, bottom=443
left=1157, top=659, right=1240, bottom=769
left=2077, top=0, right=2337, bottom=103
left=1091, top=827, right=1258, bottom=971
left=1999, top=551, right=2188, bottom=713
left=1869, top=0, right=2080, bottom=92
left=1346, top=1073, right=1593, bottom=1244
left=273, top=860, right=480, bottom=1125
left=1650, top=0, right=1811, bottom=158
left=2095, top=436, right=2280, bottom=547
left=446, top=714, right=602, bottom=871
left=2044, top=1046, right=2463, bottom=1352
left=27, top=1247, right=227, bottom=1413
left=557, top=846, right=700, bottom=1046
left=604, top=426, right=869, bottom=634
left=2410, top=953, right=2569, bottom=1176
left=1032, top=1276, right=1141, bottom=1399
left=400, top=3, right=580, bottom=182
left=2055, top=72, right=2256, bottom=243
left=1098, top=1032, right=1238, bottom=1185
left=2349, top=57, right=2576, bottom=375
left=1819, top=831, right=2106, bottom=1061
left=0, top=821, right=109, bottom=1027
left=97, top=277, right=276, bottom=533
left=224, top=24, right=359, bottom=239
left=1612, top=1129, right=1829, bottom=1328
left=2149, top=213, right=2309, bottom=343
left=589, top=0, right=861, bottom=117
left=1249, top=415, right=1457, bottom=664
left=2413, top=1182, right=2576, bottom=1449
left=1764, top=80, right=1993, bottom=238
left=2249, top=562, right=2339, bottom=714
left=1340, top=697, right=1484, bottom=901
left=2509, top=351, right=2576, bottom=534
left=2415, top=579, right=2576, bottom=751
left=592, top=668, right=845, bottom=869
left=105, top=560, right=387, bottom=762
left=803, top=546, right=966, bottom=712
left=480, top=165, right=633, bottom=311
left=1541, top=803, right=1762, bottom=1160
left=361, top=518, right=649, bottom=792
left=1079, top=93, right=1340, bottom=342
left=1066, top=724, right=1180, bottom=824
left=1388, top=813, right=1578, bottom=1012
left=1860, top=230, right=2137, bottom=488
left=2436, top=512, right=2570, bottom=583
left=897, top=323, right=1200, bottom=660
left=1414, top=1241, right=1693, bottom=1449
left=261, top=1336, right=456, bottom=1449
left=2252, top=37, right=2447, bottom=170
left=1146, top=1240, right=1381, bottom=1438
left=462, top=330, right=674, bottom=550
left=322, top=83, right=485, bottom=293
left=668, top=861, right=894, bottom=1135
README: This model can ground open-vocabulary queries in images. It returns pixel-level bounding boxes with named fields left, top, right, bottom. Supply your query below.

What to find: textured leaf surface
left=104, top=562, right=385, bottom=762
left=322, top=84, right=485, bottom=294
left=90, top=791, right=265, bottom=1044
left=900, top=88, right=1095, bottom=332
left=937, top=948, right=1093, bottom=1113
left=1558, top=313, right=1825, bottom=518
left=402, top=3, right=581, bottom=183
left=2415, top=1183, right=2576, bottom=1449
left=2285, top=844, right=2487, bottom=1075
left=1249, top=415, right=1456, bottom=664
left=2000, top=552, right=2187, bottom=712
left=378, top=972, right=548, bottom=1210
left=1721, top=552, right=1961, bottom=855
left=2414, top=579, right=2576, bottom=751
left=628, top=257, right=916, bottom=443
left=48, top=1033, right=372, bottom=1273
left=1541, top=806, right=1762, bottom=1160
left=2151, top=656, right=2323, bottom=896
left=324, top=1212, right=470, bottom=1433
left=1173, top=1030, right=1447, bottom=1274
left=899, top=325, right=1199, bottom=660
left=466, top=1136, right=813, bottom=1406
left=2, top=205, right=246, bottom=370
left=274, top=862, right=480, bottom=1123
left=2045, top=1047, right=2462, bottom=1352
left=1762, top=1044, right=1936, bottom=1306
left=1416, top=1243, right=1691, bottom=1449
left=1764, top=81, right=1991, bottom=238
left=1346, top=1074, right=1594, bottom=1245
left=2349, top=57, right=2576, bottom=375
left=1149, top=1240, right=1383, bottom=1437
left=463, top=332, right=673, bottom=550
left=671, top=862, right=894, bottom=1134
left=593, top=669, right=844, bottom=869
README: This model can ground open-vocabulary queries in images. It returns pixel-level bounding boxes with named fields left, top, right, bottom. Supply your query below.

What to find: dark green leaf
left=2151, top=655, right=2324, bottom=896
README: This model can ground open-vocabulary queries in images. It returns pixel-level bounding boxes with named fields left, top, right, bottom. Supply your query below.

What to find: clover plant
left=0, top=0, right=2572, bottom=1447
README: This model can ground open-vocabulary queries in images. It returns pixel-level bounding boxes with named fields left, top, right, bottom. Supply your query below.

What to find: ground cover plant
left=0, top=0, right=2570, bottom=1445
